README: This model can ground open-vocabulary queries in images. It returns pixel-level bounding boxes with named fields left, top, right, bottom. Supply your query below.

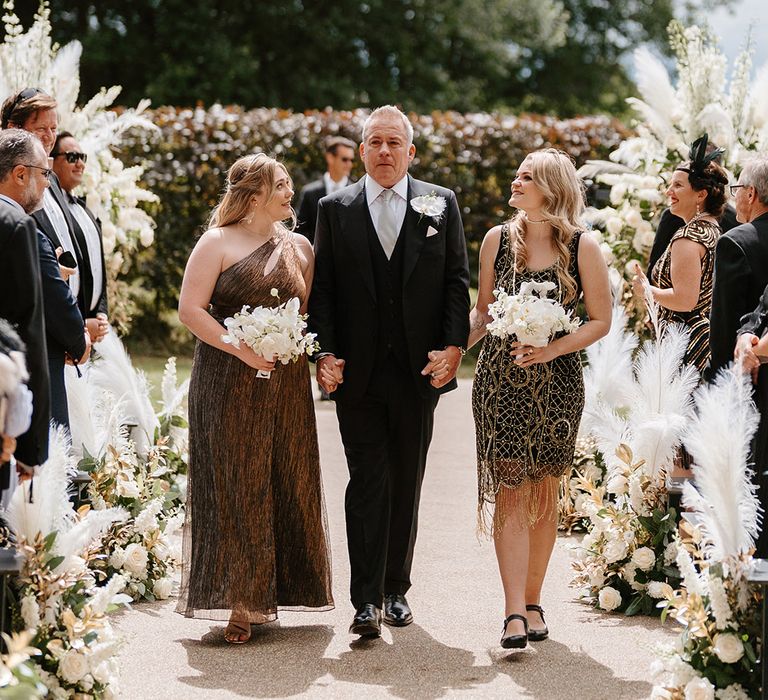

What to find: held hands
left=510, top=341, right=556, bottom=367
left=85, top=313, right=110, bottom=343
left=421, top=346, right=461, bottom=388
left=317, top=355, right=345, bottom=393
left=735, top=333, right=760, bottom=383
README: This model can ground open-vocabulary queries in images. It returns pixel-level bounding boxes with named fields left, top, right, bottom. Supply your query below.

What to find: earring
left=695, top=201, right=701, bottom=216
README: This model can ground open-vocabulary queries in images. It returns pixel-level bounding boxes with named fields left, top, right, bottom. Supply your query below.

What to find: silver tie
left=377, top=189, right=399, bottom=259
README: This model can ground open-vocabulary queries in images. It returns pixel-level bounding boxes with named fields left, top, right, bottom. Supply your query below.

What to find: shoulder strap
left=570, top=230, right=583, bottom=294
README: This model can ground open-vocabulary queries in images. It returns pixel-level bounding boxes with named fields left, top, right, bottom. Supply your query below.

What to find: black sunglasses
left=7, top=87, right=44, bottom=118
left=54, top=151, right=88, bottom=164
left=340, top=156, right=354, bottom=163
left=23, top=164, right=53, bottom=180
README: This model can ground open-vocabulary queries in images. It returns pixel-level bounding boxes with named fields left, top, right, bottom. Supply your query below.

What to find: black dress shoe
left=500, top=613, right=528, bottom=649
left=383, top=593, right=413, bottom=627
left=526, top=604, right=549, bottom=641
left=349, top=604, right=382, bottom=637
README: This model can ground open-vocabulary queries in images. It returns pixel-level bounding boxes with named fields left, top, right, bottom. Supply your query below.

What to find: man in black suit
left=0, top=129, right=50, bottom=474
left=296, top=136, right=356, bottom=243
left=709, top=155, right=768, bottom=379
left=52, top=132, right=109, bottom=343
left=2, top=89, right=95, bottom=321
left=309, top=106, right=470, bottom=637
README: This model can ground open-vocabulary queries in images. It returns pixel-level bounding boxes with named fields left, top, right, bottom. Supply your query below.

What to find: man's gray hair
left=362, top=105, right=414, bottom=146
left=740, top=154, right=768, bottom=206
left=0, top=128, right=38, bottom=181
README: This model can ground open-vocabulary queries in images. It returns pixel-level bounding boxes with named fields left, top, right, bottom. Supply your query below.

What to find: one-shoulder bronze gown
left=177, top=236, right=334, bottom=623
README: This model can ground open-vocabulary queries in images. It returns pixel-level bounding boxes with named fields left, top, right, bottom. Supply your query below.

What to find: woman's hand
left=235, top=346, right=277, bottom=372
left=510, top=341, right=556, bottom=367
left=630, top=262, right=648, bottom=299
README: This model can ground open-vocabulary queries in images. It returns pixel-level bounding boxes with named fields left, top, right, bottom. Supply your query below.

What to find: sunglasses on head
left=7, top=87, right=44, bottom=117
left=54, top=151, right=88, bottom=164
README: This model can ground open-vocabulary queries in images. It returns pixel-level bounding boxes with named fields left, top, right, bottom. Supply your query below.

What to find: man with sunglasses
left=52, top=132, right=109, bottom=343
left=1, top=88, right=95, bottom=325
left=296, top=136, right=356, bottom=244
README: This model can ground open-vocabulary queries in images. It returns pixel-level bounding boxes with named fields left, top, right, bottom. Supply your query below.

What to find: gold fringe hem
left=477, top=475, right=560, bottom=538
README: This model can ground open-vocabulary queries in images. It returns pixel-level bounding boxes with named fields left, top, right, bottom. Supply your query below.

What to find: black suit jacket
left=72, top=195, right=108, bottom=316
left=0, top=199, right=50, bottom=466
left=708, top=211, right=768, bottom=377
left=32, top=174, right=94, bottom=318
left=296, top=179, right=326, bottom=243
left=309, top=176, right=470, bottom=403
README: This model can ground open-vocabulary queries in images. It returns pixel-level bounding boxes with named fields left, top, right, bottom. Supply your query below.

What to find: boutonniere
left=410, top=192, right=447, bottom=224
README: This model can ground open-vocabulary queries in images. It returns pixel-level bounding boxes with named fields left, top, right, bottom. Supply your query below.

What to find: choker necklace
left=525, top=216, right=548, bottom=224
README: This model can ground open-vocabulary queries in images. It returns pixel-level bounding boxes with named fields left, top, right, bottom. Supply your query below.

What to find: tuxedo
left=66, top=194, right=108, bottom=316
left=309, top=175, right=470, bottom=607
left=0, top=196, right=49, bottom=467
left=296, top=175, right=351, bottom=243
left=708, top=212, right=768, bottom=379
left=32, top=174, right=94, bottom=319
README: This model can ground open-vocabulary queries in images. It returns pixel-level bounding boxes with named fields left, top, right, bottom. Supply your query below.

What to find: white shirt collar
left=0, top=193, right=24, bottom=213
left=323, top=172, right=348, bottom=193
left=365, top=174, right=409, bottom=207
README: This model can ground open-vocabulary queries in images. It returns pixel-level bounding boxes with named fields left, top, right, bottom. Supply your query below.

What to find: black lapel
left=32, top=208, right=61, bottom=249
left=402, top=176, right=428, bottom=284
left=339, top=181, right=376, bottom=301
left=48, top=176, right=85, bottom=261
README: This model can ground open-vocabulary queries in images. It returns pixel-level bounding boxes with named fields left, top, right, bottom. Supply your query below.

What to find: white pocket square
left=426, top=226, right=439, bottom=237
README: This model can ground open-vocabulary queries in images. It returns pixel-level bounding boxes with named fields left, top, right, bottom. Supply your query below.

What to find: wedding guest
left=468, top=149, right=611, bottom=648
left=177, top=153, right=333, bottom=643
left=51, top=132, right=109, bottom=343
left=0, top=129, right=89, bottom=431
left=710, top=154, right=768, bottom=379
left=0, top=129, right=50, bottom=473
left=2, top=88, right=95, bottom=321
left=296, top=136, right=356, bottom=243
left=632, top=134, right=728, bottom=373
left=309, top=105, right=470, bottom=638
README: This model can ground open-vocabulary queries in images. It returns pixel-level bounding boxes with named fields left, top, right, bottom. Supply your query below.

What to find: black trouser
left=335, top=357, right=438, bottom=609
left=47, top=356, right=69, bottom=430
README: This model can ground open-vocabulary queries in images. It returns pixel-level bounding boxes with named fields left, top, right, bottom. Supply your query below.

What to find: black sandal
left=526, top=604, right=549, bottom=642
left=500, top=613, right=528, bottom=649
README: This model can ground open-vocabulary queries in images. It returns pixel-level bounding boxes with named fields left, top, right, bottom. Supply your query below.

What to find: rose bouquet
left=486, top=281, right=580, bottom=347
left=221, top=289, right=319, bottom=378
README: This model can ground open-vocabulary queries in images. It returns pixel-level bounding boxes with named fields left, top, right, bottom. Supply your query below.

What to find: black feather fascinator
left=676, top=133, right=725, bottom=176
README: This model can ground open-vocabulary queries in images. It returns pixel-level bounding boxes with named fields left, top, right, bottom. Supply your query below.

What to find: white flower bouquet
left=221, top=289, right=319, bottom=379
left=486, top=281, right=580, bottom=347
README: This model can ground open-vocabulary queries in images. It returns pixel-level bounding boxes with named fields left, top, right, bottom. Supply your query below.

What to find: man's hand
left=421, top=346, right=462, bottom=388
left=86, top=313, right=109, bottom=343
left=55, top=247, right=76, bottom=281
left=1, top=435, right=15, bottom=463
left=317, top=355, right=345, bottom=393
left=735, top=332, right=760, bottom=383
left=67, top=328, right=93, bottom=366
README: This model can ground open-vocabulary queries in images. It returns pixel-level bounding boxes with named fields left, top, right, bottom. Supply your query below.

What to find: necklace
left=524, top=214, right=548, bottom=224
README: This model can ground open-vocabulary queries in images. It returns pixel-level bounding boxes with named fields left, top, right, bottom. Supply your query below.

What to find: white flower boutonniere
left=410, top=192, right=447, bottom=223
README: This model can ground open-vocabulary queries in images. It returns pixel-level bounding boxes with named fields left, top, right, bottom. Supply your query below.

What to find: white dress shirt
left=43, top=189, right=79, bottom=298
left=365, top=174, right=408, bottom=238
left=67, top=197, right=103, bottom=313
left=323, top=172, right=349, bottom=195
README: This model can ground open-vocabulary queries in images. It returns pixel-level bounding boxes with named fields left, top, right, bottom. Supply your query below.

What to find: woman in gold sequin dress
left=177, top=154, right=333, bottom=644
left=469, top=150, right=611, bottom=649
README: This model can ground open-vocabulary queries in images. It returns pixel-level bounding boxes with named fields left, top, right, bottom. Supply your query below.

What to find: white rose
left=117, top=478, right=140, bottom=499
left=625, top=209, right=644, bottom=229
left=712, top=633, right=744, bottom=664
left=58, top=649, right=89, bottom=684
left=648, top=581, right=674, bottom=599
left=606, top=216, right=624, bottom=236
left=684, top=676, right=715, bottom=700
left=598, top=586, right=622, bottom=611
left=606, top=474, right=628, bottom=495
left=123, top=543, right=149, bottom=577
left=604, top=539, right=629, bottom=564
left=109, top=547, right=126, bottom=570
left=631, top=546, right=657, bottom=571
left=153, top=577, right=173, bottom=600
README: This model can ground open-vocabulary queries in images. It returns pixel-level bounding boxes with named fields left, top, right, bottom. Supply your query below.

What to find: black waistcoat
left=366, top=212, right=410, bottom=370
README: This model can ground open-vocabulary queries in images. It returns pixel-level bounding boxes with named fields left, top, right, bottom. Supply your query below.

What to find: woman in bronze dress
left=632, top=135, right=729, bottom=373
left=177, top=154, right=333, bottom=643
left=470, top=149, right=611, bottom=649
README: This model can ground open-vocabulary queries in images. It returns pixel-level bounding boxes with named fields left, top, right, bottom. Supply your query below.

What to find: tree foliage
left=8, top=0, right=693, bottom=115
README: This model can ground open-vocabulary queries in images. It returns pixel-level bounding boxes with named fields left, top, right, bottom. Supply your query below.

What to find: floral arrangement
left=486, top=281, right=580, bottom=347
left=410, top=192, right=447, bottom=223
left=221, top=288, right=318, bottom=378
left=558, top=436, right=604, bottom=533
left=581, top=20, right=768, bottom=283
left=0, top=0, right=158, bottom=332
left=649, top=367, right=762, bottom=699
left=571, top=299, right=698, bottom=615
left=2, top=428, right=130, bottom=699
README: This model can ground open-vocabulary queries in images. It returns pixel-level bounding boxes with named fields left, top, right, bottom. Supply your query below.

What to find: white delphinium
left=676, top=544, right=706, bottom=598
left=486, top=281, right=580, bottom=347
left=133, top=499, right=164, bottom=536
left=707, top=575, right=734, bottom=630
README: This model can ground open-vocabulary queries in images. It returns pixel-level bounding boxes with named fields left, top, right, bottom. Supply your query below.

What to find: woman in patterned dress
left=177, top=154, right=333, bottom=644
left=469, top=149, right=611, bottom=649
left=632, top=136, right=729, bottom=374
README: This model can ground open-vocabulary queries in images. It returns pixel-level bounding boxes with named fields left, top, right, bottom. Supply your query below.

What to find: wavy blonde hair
left=208, top=153, right=295, bottom=232
left=508, top=148, right=585, bottom=304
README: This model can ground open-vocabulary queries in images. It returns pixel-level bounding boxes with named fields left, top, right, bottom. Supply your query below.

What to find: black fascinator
left=676, top=133, right=725, bottom=176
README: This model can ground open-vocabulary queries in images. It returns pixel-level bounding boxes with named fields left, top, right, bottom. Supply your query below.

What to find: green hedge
left=119, top=106, right=628, bottom=349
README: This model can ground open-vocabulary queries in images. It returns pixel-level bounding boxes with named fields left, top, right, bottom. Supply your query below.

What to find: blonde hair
left=508, top=148, right=585, bottom=304
left=208, top=153, right=295, bottom=232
